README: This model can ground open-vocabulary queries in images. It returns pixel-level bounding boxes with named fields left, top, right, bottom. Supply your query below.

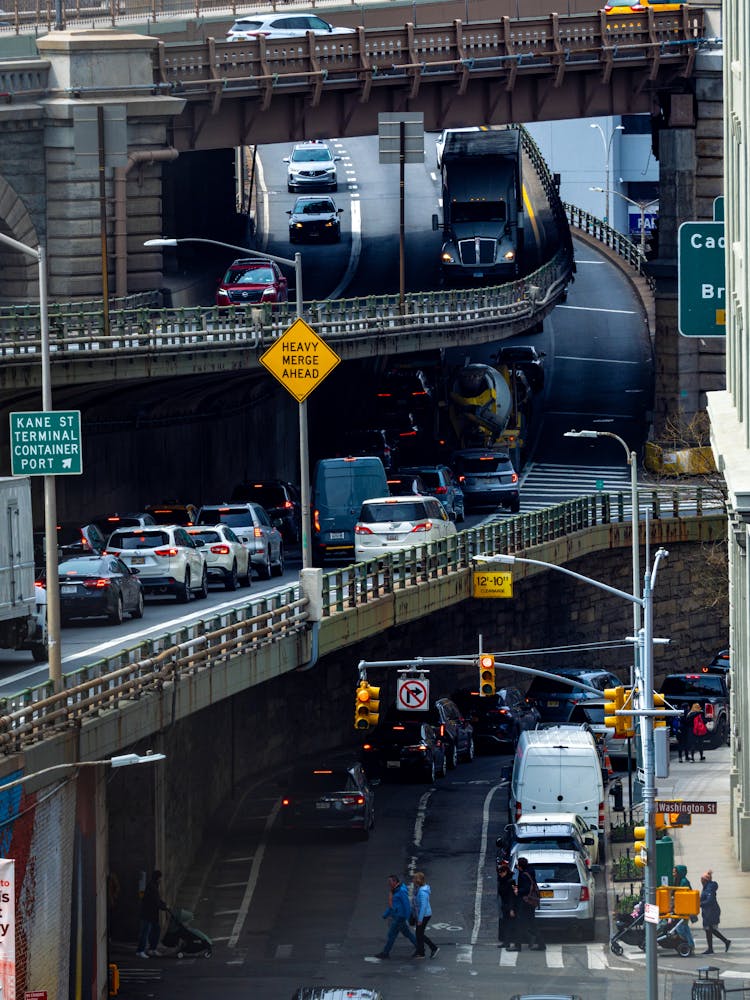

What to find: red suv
left=215, top=258, right=288, bottom=307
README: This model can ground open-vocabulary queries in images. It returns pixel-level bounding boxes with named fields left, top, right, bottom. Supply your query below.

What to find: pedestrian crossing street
left=516, top=463, right=633, bottom=514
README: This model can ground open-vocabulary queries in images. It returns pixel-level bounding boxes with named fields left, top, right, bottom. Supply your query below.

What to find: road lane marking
left=328, top=197, right=361, bottom=301
left=587, top=943, right=609, bottom=969
left=546, top=944, right=564, bottom=967
left=556, top=354, right=641, bottom=365
left=556, top=304, right=637, bottom=314
left=471, top=780, right=504, bottom=945
left=227, top=799, right=281, bottom=948
left=456, top=945, right=472, bottom=963
left=499, top=948, right=518, bottom=966
left=523, top=183, right=541, bottom=248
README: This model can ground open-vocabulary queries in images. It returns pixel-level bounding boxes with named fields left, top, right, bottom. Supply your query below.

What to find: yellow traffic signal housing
left=355, top=681, right=380, bottom=731
left=604, top=685, right=635, bottom=739
left=667, top=811, right=692, bottom=828
left=478, top=653, right=496, bottom=697
left=653, top=692, right=668, bottom=728
left=633, top=825, right=648, bottom=869
left=656, top=886, right=700, bottom=918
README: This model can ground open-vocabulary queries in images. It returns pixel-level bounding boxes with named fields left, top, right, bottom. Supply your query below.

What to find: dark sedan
left=215, top=258, right=288, bottom=307
left=452, top=686, right=540, bottom=751
left=287, top=196, right=343, bottom=243
left=279, top=760, right=375, bottom=839
left=55, top=555, right=144, bottom=625
left=361, top=719, right=447, bottom=783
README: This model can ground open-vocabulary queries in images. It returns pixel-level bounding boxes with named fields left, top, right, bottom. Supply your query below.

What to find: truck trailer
left=0, top=476, right=47, bottom=662
left=433, top=127, right=524, bottom=284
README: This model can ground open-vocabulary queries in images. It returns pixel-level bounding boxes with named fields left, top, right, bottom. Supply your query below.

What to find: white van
left=507, top=727, right=605, bottom=850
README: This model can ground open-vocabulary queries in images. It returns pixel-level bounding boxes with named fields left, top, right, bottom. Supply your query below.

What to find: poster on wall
left=0, top=858, right=15, bottom=1000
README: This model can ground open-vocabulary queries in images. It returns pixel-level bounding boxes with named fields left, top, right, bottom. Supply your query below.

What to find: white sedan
left=227, top=13, right=355, bottom=41
left=354, top=495, right=456, bottom=562
left=186, top=525, right=251, bottom=591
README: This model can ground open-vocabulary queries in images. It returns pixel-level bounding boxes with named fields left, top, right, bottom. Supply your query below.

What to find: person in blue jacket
left=375, top=874, right=417, bottom=959
left=411, top=871, right=439, bottom=959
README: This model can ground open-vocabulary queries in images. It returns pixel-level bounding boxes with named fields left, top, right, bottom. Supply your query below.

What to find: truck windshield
left=452, top=200, right=506, bottom=223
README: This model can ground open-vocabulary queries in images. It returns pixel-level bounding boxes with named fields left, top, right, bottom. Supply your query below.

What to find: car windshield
left=526, top=675, right=588, bottom=696
left=568, top=703, right=606, bottom=724
left=382, top=722, right=431, bottom=745
left=231, top=19, right=263, bottom=29
left=201, top=509, right=254, bottom=528
left=454, top=454, right=510, bottom=474
left=225, top=266, right=275, bottom=285
left=404, top=470, right=439, bottom=489
left=187, top=530, right=221, bottom=545
left=516, top=836, right=579, bottom=852
left=109, top=531, right=169, bottom=549
left=147, top=508, right=187, bottom=524
left=360, top=501, right=426, bottom=522
left=58, top=558, right=109, bottom=575
left=297, top=200, right=333, bottom=214
left=453, top=199, right=506, bottom=223
left=237, top=485, right=286, bottom=506
left=661, top=675, right=725, bottom=696
left=528, top=862, right=582, bottom=884
left=287, top=769, right=355, bottom=793
left=292, top=147, right=332, bottom=162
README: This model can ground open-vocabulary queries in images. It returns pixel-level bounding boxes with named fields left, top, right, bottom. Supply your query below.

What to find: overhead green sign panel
left=9, top=410, right=83, bottom=476
left=678, top=221, right=726, bottom=338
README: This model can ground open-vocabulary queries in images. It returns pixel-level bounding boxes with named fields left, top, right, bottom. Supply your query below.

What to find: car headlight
left=504, top=249, right=516, bottom=261
left=324, top=220, right=335, bottom=228
left=291, top=222, right=303, bottom=229
left=441, top=249, right=457, bottom=264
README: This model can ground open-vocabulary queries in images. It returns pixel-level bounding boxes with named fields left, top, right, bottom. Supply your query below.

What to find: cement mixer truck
left=448, top=362, right=531, bottom=450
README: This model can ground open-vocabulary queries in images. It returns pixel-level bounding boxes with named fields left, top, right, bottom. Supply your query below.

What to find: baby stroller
left=610, top=908, right=646, bottom=956
left=161, top=907, right=212, bottom=959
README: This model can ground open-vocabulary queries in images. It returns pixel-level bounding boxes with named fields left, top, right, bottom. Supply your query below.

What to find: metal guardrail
left=0, top=486, right=719, bottom=753
left=566, top=203, right=657, bottom=291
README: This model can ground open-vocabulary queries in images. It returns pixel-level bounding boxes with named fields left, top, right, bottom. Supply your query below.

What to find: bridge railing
left=566, top=203, right=656, bottom=291
left=0, top=486, right=719, bottom=752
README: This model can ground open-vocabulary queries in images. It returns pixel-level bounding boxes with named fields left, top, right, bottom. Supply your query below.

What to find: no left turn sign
left=397, top=678, right=429, bottom=711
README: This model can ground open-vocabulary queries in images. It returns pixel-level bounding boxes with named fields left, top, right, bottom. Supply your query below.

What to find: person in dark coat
left=685, top=703, right=707, bottom=761
left=496, top=858, right=516, bottom=947
left=507, top=857, right=545, bottom=951
left=136, top=870, right=167, bottom=958
left=700, top=870, right=730, bottom=953
left=675, top=708, right=690, bottom=762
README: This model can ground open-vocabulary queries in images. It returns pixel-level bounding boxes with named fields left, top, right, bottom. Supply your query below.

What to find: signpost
left=678, top=221, right=726, bottom=337
left=9, top=410, right=82, bottom=476
left=259, top=318, right=340, bottom=403
left=378, top=112, right=424, bottom=311
left=654, top=800, right=717, bottom=815
left=396, top=676, right=429, bottom=711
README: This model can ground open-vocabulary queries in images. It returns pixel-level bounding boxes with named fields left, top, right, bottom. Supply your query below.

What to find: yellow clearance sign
left=259, top=318, right=341, bottom=402
left=472, top=570, right=513, bottom=599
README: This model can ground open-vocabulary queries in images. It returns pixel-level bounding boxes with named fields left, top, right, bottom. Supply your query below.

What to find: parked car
left=197, top=503, right=284, bottom=579
left=54, top=554, right=144, bottom=625
left=494, top=344, right=546, bottom=393
left=360, top=718, right=447, bottom=783
left=659, top=672, right=730, bottom=748
left=354, top=494, right=457, bottom=562
left=284, top=141, right=340, bottom=192
left=215, top=258, right=288, bottom=307
left=387, top=473, right=426, bottom=496
left=186, top=524, right=252, bottom=590
left=92, top=512, right=156, bottom=535
left=706, top=648, right=730, bottom=673
left=566, top=698, right=636, bottom=763
left=398, top=464, right=464, bottom=522
left=287, top=196, right=343, bottom=243
left=510, top=849, right=596, bottom=938
left=524, top=667, right=621, bottom=724
left=451, top=686, right=540, bottom=751
left=228, top=13, right=355, bottom=42
left=144, top=503, right=199, bottom=526
left=452, top=447, right=520, bottom=512
left=500, top=816, right=596, bottom=869
left=231, top=481, right=302, bottom=544
left=279, top=758, right=375, bottom=839
left=105, top=525, right=208, bottom=602
left=382, top=699, right=474, bottom=770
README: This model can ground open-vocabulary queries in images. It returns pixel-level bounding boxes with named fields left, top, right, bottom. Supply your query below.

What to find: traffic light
left=652, top=692, right=668, bottom=728
left=633, top=825, right=648, bottom=869
left=604, top=685, right=634, bottom=738
left=667, top=811, right=692, bottom=828
left=478, top=653, right=496, bottom=697
left=354, top=680, right=380, bottom=731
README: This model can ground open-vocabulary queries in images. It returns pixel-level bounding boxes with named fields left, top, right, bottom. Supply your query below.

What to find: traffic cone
left=604, top=748, right=614, bottom=777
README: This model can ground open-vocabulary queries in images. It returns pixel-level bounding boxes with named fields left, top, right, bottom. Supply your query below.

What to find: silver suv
left=106, top=525, right=208, bottom=603
left=452, top=448, right=520, bottom=513
left=197, top=503, right=284, bottom=580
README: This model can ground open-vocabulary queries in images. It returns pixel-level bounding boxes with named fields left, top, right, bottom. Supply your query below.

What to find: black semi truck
left=433, top=127, right=524, bottom=284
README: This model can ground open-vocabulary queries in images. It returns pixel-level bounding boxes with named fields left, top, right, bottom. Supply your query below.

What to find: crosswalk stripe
left=546, top=944, right=564, bottom=968
left=499, top=948, right=518, bottom=967
left=587, top=943, right=609, bottom=969
left=456, top=944, right=473, bottom=963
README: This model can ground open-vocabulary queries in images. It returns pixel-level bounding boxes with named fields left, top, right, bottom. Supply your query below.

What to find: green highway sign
left=9, top=410, right=83, bottom=476
left=678, top=221, right=726, bottom=338
left=713, top=196, right=724, bottom=222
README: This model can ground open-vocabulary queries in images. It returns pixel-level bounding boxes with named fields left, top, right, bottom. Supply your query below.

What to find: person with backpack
left=375, top=874, right=418, bottom=959
left=506, top=857, right=545, bottom=951
left=686, top=702, right=707, bottom=761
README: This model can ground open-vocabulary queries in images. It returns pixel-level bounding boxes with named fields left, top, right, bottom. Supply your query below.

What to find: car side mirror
left=130, top=567, right=140, bottom=575
left=584, top=835, right=595, bottom=845
left=338, top=208, right=344, bottom=214
left=286, top=210, right=292, bottom=215
left=334, top=155, right=341, bottom=161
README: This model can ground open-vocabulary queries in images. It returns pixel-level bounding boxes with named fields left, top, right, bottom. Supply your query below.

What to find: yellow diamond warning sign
left=259, top=318, right=341, bottom=402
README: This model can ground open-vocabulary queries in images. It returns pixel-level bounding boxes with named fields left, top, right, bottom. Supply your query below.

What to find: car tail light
left=515, top=801, right=522, bottom=821
left=434, top=485, right=447, bottom=494
left=282, top=500, right=293, bottom=510
left=281, top=797, right=291, bottom=807
left=313, top=509, right=320, bottom=533
left=211, top=544, right=230, bottom=555
left=511, top=472, right=519, bottom=483
left=599, top=801, right=605, bottom=827
left=439, top=724, right=445, bottom=737
left=399, top=430, right=417, bottom=438
left=253, top=526, right=262, bottom=538
left=704, top=703, right=715, bottom=719
left=362, top=743, right=372, bottom=750
left=341, top=795, right=365, bottom=806
left=355, top=524, right=373, bottom=535
left=83, top=578, right=111, bottom=589
left=411, top=521, right=432, bottom=533
left=579, top=885, right=590, bottom=901
left=154, top=548, right=178, bottom=557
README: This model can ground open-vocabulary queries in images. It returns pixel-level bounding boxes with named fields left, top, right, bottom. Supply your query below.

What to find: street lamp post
left=0, top=232, right=62, bottom=692
left=590, top=187, right=659, bottom=257
left=0, top=750, right=167, bottom=794
left=144, top=237, right=311, bottom=568
left=495, top=548, right=669, bottom=1000
left=590, top=122, right=624, bottom=223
